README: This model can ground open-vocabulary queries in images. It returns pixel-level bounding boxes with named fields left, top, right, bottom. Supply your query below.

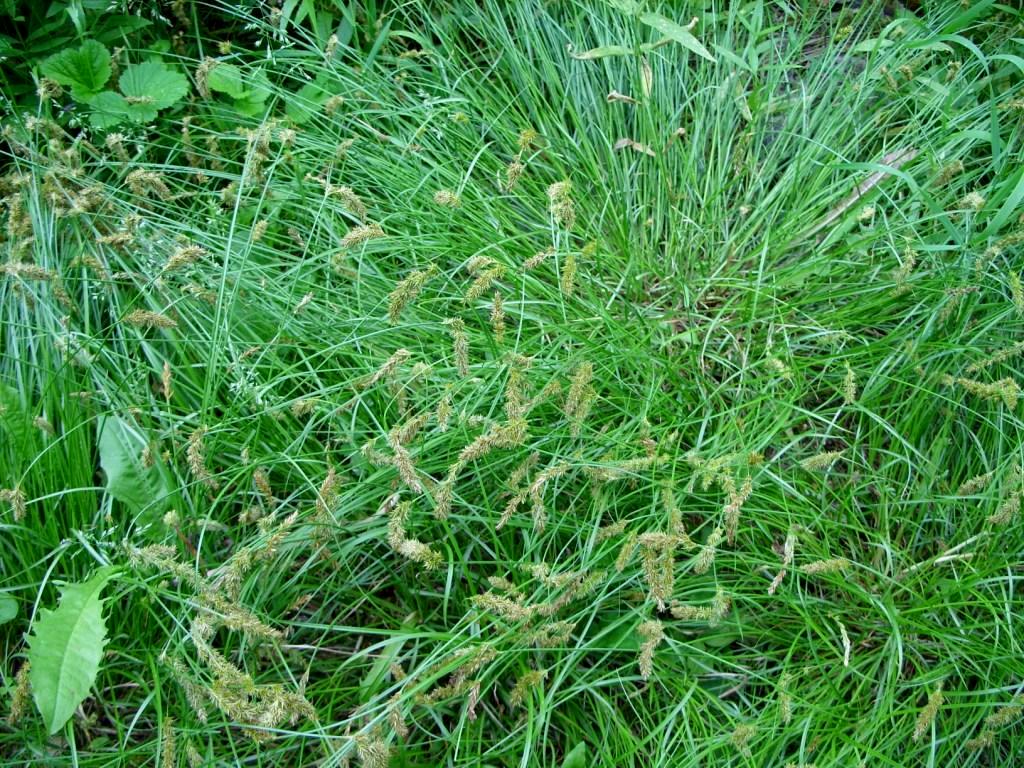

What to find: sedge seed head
left=340, top=222, right=384, bottom=249
left=125, top=309, right=178, bottom=329
left=433, top=189, right=461, bottom=208
left=636, top=620, right=665, bottom=680
left=1, top=487, right=26, bottom=522
left=913, top=685, right=944, bottom=742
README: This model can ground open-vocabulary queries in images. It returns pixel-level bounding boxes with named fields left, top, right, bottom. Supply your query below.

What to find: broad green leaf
left=92, top=15, right=151, bottom=44
left=87, top=91, right=131, bottom=129
left=703, top=625, right=742, bottom=649
left=983, top=165, right=1024, bottom=237
left=0, top=594, right=16, bottom=624
left=126, top=102, right=159, bottom=123
left=98, top=416, right=171, bottom=518
left=639, top=12, right=715, bottom=62
left=240, top=69, right=273, bottom=104
left=65, top=0, right=84, bottom=34
left=208, top=64, right=272, bottom=115
left=0, top=382, right=32, bottom=454
left=207, top=62, right=247, bottom=98
left=233, top=94, right=270, bottom=117
left=605, top=0, right=641, bottom=13
left=286, top=80, right=332, bottom=124
left=360, top=614, right=416, bottom=699
left=119, top=60, right=189, bottom=112
left=570, top=44, right=633, bottom=60
left=25, top=19, right=72, bottom=54
left=359, top=639, right=405, bottom=698
left=28, top=566, right=119, bottom=734
left=993, top=53, right=1024, bottom=77
left=561, top=742, right=587, bottom=768
left=849, top=37, right=895, bottom=53
left=40, top=39, right=110, bottom=98
left=941, top=0, right=995, bottom=35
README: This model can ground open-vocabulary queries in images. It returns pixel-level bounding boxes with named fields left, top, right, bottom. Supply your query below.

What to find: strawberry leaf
left=119, top=60, right=189, bottom=113
left=206, top=62, right=247, bottom=99
left=87, top=91, right=132, bottom=129
left=40, top=40, right=111, bottom=99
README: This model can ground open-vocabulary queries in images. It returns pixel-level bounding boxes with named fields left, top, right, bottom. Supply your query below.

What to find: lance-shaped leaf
left=28, top=567, right=119, bottom=734
left=639, top=12, right=716, bottom=62
left=98, top=415, right=172, bottom=520
left=569, top=44, right=633, bottom=60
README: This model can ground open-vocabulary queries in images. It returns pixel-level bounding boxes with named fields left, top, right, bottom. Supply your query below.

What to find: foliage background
left=2, top=0, right=1024, bottom=766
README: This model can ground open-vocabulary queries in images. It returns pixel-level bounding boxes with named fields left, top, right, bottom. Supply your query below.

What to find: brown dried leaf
left=607, top=90, right=638, bottom=105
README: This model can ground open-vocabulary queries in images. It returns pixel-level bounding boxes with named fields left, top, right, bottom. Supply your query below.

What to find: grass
left=2, top=1, right=1024, bottom=765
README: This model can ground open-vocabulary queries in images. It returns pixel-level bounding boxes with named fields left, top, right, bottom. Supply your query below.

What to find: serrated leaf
left=125, top=101, right=159, bottom=123
left=87, top=90, right=131, bottom=129
left=119, top=60, right=188, bottom=111
left=561, top=742, right=587, bottom=768
left=28, top=567, right=119, bottom=734
left=0, top=594, right=16, bottom=625
left=40, top=39, right=110, bottom=98
left=639, top=12, right=715, bottom=62
left=206, top=62, right=247, bottom=98
left=98, top=416, right=171, bottom=519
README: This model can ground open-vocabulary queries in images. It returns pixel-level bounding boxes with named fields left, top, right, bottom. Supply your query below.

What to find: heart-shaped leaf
left=40, top=39, right=111, bottom=99
left=28, top=567, right=119, bottom=734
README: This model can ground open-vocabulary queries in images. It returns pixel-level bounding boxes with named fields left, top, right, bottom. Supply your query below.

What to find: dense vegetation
left=2, top=1, right=1023, bottom=765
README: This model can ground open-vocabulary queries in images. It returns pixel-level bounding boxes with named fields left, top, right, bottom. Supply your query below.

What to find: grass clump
left=2, top=1, right=1024, bottom=765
